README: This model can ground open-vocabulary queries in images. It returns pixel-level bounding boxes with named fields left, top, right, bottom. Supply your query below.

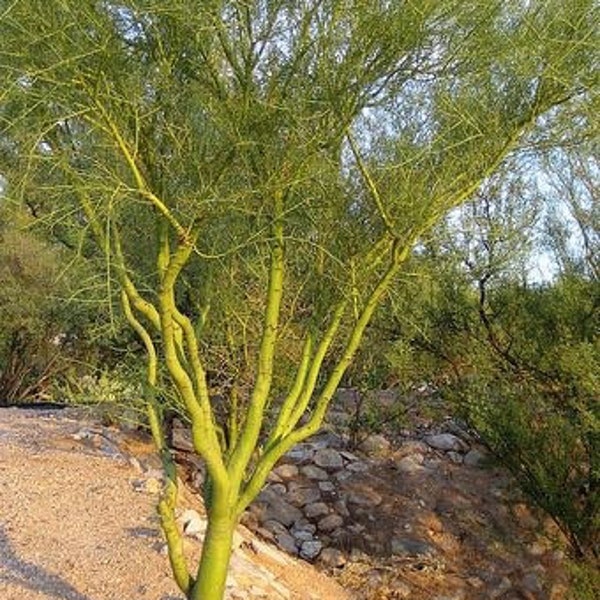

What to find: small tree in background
left=1, top=1, right=597, bottom=598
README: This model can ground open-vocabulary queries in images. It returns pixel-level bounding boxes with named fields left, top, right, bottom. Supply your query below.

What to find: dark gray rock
left=275, top=531, right=299, bottom=555
left=284, top=443, right=315, bottom=464
left=290, top=519, right=317, bottom=536
left=287, top=482, right=322, bottom=507
left=464, top=448, right=487, bottom=467
left=334, top=499, right=350, bottom=518
left=318, top=481, right=336, bottom=493
left=299, top=539, right=323, bottom=560
left=301, top=464, right=330, bottom=481
left=346, top=461, right=369, bottom=473
left=447, top=451, right=463, bottom=464
left=304, top=502, right=330, bottom=519
left=260, top=494, right=303, bottom=527
left=293, top=529, right=315, bottom=544
left=334, top=470, right=353, bottom=482
left=263, top=519, right=289, bottom=537
left=313, top=448, right=344, bottom=470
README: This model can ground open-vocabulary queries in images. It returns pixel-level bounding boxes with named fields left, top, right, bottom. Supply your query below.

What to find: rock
left=267, top=483, right=287, bottom=495
left=318, top=514, right=344, bottom=532
left=305, top=502, right=330, bottom=519
left=390, top=537, right=435, bottom=557
left=284, top=444, right=315, bottom=464
left=345, top=488, right=382, bottom=507
left=312, top=431, right=345, bottom=449
left=313, top=448, right=344, bottom=470
left=339, top=450, right=360, bottom=462
left=293, top=529, right=315, bottom=543
left=290, top=519, right=317, bottom=536
left=301, top=465, right=330, bottom=481
left=444, top=419, right=474, bottom=440
left=179, top=509, right=206, bottom=537
left=267, top=470, right=283, bottom=483
left=334, top=470, right=352, bottom=482
left=424, top=433, right=469, bottom=453
left=260, top=495, right=303, bottom=527
left=333, top=499, right=350, bottom=518
left=263, top=519, right=289, bottom=537
left=318, top=547, right=347, bottom=568
left=396, top=455, right=425, bottom=474
left=240, top=510, right=259, bottom=529
left=345, top=461, right=369, bottom=473
left=171, top=425, right=194, bottom=452
left=287, top=483, right=322, bottom=507
left=463, top=448, right=487, bottom=467
left=300, top=539, right=323, bottom=560
left=273, top=464, right=299, bottom=479
left=359, top=434, right=391, bottom=456
left=318, top=481, right=336, bottom=493
left=275, top=531, right=298, bottom=555
left=447, top=451, right=463, bottom=464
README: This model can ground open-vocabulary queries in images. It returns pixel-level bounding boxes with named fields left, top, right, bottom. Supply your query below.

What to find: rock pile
left=240, top=428, right=476, bottom=566
left=165, top=393, right=572, bottom=600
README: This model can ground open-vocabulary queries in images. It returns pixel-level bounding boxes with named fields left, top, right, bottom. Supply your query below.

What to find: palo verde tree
left=1, top=1, right=597, bottom=598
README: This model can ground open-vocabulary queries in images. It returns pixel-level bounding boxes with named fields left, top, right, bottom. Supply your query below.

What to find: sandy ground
left=0, top=407, right=350, bottom=600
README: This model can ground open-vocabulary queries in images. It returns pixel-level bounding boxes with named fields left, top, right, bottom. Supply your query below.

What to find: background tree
left=1, top=1, right=597, bottom=598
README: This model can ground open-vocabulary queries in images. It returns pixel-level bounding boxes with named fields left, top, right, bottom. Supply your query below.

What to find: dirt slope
left=0, top=407, right=350, bottom=600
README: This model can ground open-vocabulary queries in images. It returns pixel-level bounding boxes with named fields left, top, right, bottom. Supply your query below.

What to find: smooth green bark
left=190, top=509, right=236, bottom=600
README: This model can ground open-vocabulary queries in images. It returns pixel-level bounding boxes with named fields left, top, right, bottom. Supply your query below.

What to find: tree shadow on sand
left=0, top=524, right=94, bottom=600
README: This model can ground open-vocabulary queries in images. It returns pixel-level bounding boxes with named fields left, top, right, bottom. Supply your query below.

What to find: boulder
left=424, top=433, right=469, bottom=453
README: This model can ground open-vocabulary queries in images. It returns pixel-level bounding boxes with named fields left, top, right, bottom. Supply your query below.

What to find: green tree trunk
left=190, top=509, right=236, bottom=600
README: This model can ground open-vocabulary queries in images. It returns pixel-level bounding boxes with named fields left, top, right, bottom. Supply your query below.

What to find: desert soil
left=0, top=407, right=350, bottom=600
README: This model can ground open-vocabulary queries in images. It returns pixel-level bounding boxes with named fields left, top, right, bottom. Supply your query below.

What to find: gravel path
left=0, top=407, right=350, bottom=600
